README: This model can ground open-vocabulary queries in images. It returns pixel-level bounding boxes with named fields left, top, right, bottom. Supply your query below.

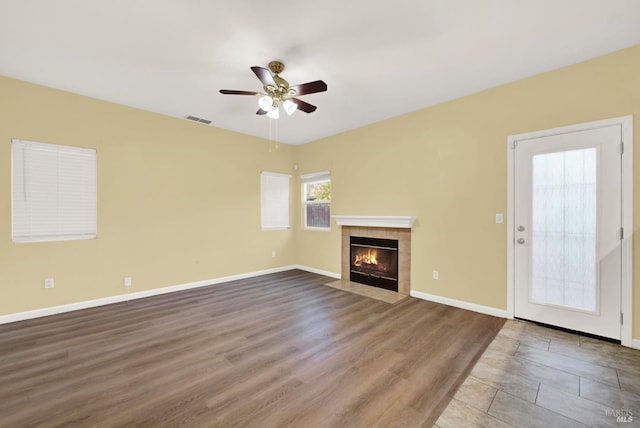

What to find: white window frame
left=260, top=171, right=291, bottom=230
left=302, top=171, right=331, bottom=231
left=11, top=139, right=97, bottom=243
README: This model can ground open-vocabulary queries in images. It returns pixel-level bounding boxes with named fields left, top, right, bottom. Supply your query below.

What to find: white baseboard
left=294, top=265, right=341, bottom=279
left=5, top=266, right=634, bottom=345
left=410, top=290, right=508, bottom=318
left=0, top=265, right=298, bottom=325
left=3, top=267, right=514, bottom=325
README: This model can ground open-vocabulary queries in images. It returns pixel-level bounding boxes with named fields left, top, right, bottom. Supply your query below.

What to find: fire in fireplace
left=350, top=236, right=399, bottom=291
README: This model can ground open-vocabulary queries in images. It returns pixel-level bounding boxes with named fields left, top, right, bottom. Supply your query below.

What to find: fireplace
left=336, top=217, right=415, bottom=296
left=350, top=236, right=399, bottom=291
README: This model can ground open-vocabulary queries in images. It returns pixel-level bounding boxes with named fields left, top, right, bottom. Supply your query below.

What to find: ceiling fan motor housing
left=265, top=62, right=295, bottom=100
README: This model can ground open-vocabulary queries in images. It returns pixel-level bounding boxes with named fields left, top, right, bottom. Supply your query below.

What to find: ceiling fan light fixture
left=258, top=95, right=273, bottom=111
left=283, top=99, right=297, bottom=116
left=266, top=106, right=280, bottom=119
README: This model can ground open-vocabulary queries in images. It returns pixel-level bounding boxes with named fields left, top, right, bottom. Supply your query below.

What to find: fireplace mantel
left=333, top=215, right=417, bottom=229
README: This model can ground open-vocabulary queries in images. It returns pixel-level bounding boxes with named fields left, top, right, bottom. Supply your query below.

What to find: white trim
left=301, top=170, right=330, bottom=183
left=632, top=339, right=640, bottom=350
left=260, top=171, right=292, bottom=179
left=507, top=115, right=633, bottom=346
left=303, top=227, right=331, bottom=232
left=294, top=265, right=341, bottom=279
left=620, top=116, right=634, bottom=348
left=333, top=215, right=417, bottom=228
left=507, top=132, right=515, bottom=319
left=410, top=290, right=508, bottom=318
left=0, top=266, right=298, bottom=325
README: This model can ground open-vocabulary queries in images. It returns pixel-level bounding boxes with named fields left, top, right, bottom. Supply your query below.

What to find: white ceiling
left=1, top=1, right=639, bottom=145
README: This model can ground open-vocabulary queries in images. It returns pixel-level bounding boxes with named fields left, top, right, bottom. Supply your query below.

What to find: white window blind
left=260, top=171, right=291, bottom=230
left=12, top=139, right=97, bottom=243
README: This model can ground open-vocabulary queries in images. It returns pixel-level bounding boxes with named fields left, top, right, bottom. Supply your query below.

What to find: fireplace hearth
left=350, top=236, right=399, bottom=291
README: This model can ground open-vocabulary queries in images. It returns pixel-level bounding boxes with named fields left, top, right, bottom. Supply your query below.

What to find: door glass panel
left=530, top=148, right=597, bottom=311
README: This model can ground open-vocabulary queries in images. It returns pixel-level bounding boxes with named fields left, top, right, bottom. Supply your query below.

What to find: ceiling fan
left=219, top=61, right=327, bottom=119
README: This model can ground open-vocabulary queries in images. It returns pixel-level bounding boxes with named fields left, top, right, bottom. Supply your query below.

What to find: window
left=260, top=171, right=291, bottom=230
left=302, top=171, right=331, bottom=230
left=12, top=139, right=97, bottom=243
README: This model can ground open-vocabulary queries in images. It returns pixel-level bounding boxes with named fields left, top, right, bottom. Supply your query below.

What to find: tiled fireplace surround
left=336, top=216, right=415, bottom=295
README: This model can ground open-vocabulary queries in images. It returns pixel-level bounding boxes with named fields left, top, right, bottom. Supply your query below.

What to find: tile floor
left=436, top=319, right=640, bottom=427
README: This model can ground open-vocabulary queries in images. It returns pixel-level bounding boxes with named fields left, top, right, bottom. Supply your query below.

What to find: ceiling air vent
left=185, top=115, right=212, bottom=125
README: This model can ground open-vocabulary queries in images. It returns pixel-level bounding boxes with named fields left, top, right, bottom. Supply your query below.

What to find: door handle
left=517, top=225, right=525, bottom=232
left=517, top=238, right=525, bottom=244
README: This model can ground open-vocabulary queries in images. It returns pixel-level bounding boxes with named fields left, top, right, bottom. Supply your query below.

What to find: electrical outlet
left=272, top=251, right=276, bottom=258
left=44, top=278, right=54, bottom=289
left=124, top=277, right=132, bottom=287
left=433, top=271, right=439, bottom=280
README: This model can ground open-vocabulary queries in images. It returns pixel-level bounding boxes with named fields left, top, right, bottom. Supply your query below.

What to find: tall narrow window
left=260, top=171, right=291, bottom=230
left=12, top=139, right=97, bottom=243
left=302, top=171, right=331, bottom=230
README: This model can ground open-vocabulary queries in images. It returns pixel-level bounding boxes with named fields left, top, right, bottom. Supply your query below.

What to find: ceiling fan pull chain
left=268, top=117, right=272, bottom=152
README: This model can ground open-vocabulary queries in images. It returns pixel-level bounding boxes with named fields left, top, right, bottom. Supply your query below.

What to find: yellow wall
left=295, top=45, right=640, bottom=339
left=0, top=76, right=296, bottom=314
left=2, top=45, right=639, bottom=340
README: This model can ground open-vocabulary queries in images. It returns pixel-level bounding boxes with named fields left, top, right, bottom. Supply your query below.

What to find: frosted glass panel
left=530, top=148, right=597, bottom=311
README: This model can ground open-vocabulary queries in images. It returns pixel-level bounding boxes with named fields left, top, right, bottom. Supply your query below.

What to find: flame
left=354, top=249, right=378, bottom=266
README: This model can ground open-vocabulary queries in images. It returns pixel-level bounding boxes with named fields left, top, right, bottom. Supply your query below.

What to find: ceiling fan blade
left=290, top=98, right=317, bottom=113
left=289, top=80, right=327, bottom=96
left=256, top=108, right=268, bottom=115
left=251, top=66, right=277, bottom=87
left=219, top=89, right=259, bottom=95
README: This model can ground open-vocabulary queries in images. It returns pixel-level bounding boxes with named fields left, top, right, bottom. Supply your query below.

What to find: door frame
left=507, top=116, right=633, bottom=347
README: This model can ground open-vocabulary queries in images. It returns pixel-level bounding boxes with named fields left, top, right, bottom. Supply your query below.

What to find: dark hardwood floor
left=0, top=270, right=504, bottom=427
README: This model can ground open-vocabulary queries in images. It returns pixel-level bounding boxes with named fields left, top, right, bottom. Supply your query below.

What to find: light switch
left=495, top=213, right=504, bottom=224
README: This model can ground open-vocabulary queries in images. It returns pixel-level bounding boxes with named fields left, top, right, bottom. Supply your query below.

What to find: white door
left=513, top=125, right=622, bottom=339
